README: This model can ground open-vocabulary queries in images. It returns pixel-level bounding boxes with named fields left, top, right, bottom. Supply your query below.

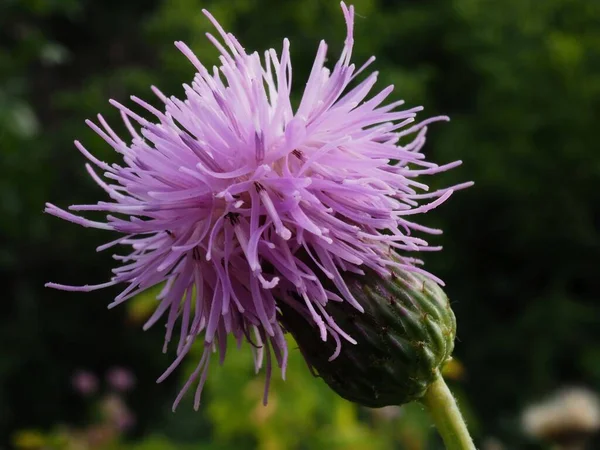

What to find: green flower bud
left=280, top=270, right=456, bottom=408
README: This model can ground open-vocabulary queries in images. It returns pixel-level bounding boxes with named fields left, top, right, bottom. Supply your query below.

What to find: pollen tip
left=279, top=228, right=292, bottom=240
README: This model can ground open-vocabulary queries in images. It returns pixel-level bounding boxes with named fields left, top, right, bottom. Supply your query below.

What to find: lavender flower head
left=46, top=3, right=470, bottom=410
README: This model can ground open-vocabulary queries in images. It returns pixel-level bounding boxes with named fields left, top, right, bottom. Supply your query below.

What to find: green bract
left=281, top=270, right=456, bottom=408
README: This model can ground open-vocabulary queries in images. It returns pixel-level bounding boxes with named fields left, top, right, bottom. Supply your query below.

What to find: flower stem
left=420, top=371, right=476, bottom=450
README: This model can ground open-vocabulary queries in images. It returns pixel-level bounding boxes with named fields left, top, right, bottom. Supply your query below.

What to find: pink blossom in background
left=71, top=370, right=98, bottom=396
left=106, top=366, right=136, bottom=392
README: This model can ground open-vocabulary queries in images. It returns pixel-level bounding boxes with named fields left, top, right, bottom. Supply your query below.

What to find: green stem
left=420, top=371, right=476, bottom=450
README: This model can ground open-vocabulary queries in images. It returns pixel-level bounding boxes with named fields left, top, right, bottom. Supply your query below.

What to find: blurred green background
left=1, top=0, right=600, bottom=448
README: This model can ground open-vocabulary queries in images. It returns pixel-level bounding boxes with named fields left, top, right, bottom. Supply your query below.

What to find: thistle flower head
left=46, top=2, right=469, bottom=409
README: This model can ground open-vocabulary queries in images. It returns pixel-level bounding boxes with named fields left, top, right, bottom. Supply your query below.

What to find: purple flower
left=106, top=366, right=136, bottom=392
left=46, top=3, right=470, bottom=410
left=72, top=370, right=99, bottom=396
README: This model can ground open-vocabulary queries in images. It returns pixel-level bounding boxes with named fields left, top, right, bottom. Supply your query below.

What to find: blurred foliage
left=2, top=0, right=600, bottom=449
left=198, top=335, right=427, bottom=450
